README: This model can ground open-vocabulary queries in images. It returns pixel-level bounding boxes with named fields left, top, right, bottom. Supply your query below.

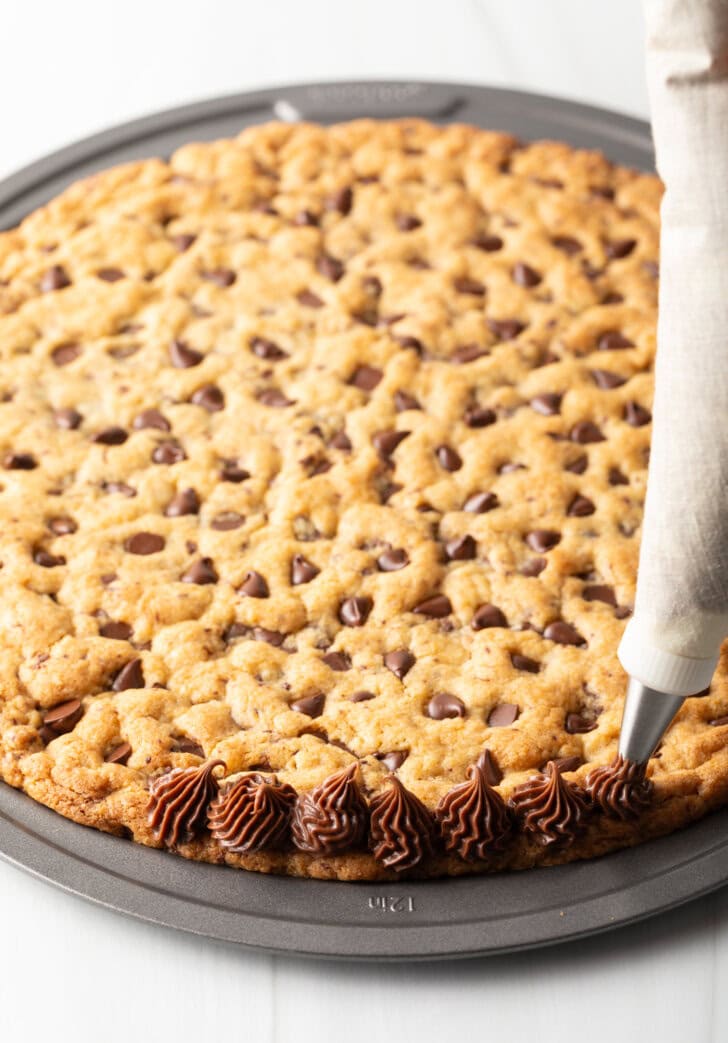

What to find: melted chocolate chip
left=597, top=330, right=634, bottom=351
left=297, top=289, right=324, bottom=308
left=171, top=233, right=196, bottom=252
left=393, top=389, right=421, bottom=411
left=488, top=318, right=526, bottom=341
left=125, top=532, right=164, bottom=555
left=568, top=495, right=595, bottom=517
left=4, top=452, right=37, bottom=470
left=393, top=334, right=424, bottom=354
left=152, top=441, right=186, bottom=465
left=570, top=421, right=605, bottom=444
left=258, top=389, right=294, bottom=408
left=565, top=713, right=598, bottom=734
left=384, top=650, right=415, bottom=679
left=454, top=276, right=486, bottom=296
left=436, top=445, right=462, bottom=471
left=413, top=594, right=452, bottom=618
left=451, top=344, right=488, bottom=364
left=552, top=236, right=582, bottom=255
left=290, top=693, right=325, bottom=717
left=134, top=408, right=170, bottom=431
left=322, top=651, right=351, bottom=671
left=42, top=699, right=83, bottom=738
left=372, top=429, right=409, bottom=457
left=51, top=342, right=81, bottom=366
left=329, top=430, right=352, bottom=451
left=350, top=690, right=375, bottom=702
left=91, top=426, right=128, bottom=446
left=544, top=621, right=586, bottom=646
left=396, top=213, right=422, bottom=231
left=105, top=741, right=132, bottom=765
left=444, top=535, right=476, bottom=561
left=170, top=339, right=203, bottom=368
left=165, top=487, right=200, bottom=517
left=350, top=365, right=383, bottom=391
left=328, top=186, right=353, bottom=215
left=526, top=529, right=561, bottom=552
left=609, top=466, right=629, bottom=486
left=99, top=621, right=133, bottom=640
left=463, top=491, right=498, bottom=513
left=521, top=557, right=547, bottom=577
left=112, top=657, right=145, bottom=691
left=488, top=703, right=519, bottom=727
left=201, top=267, right=236, bottom=286
left=47, top=516, right=76, bottom=535
left=316, top=254, right=345, bottom=282
left=339, top=596, right=372, bottom=626
left=565, top=454, right=588, bottom=475
left=291, top=554, right=320, bottom=585
left=97, top=267, right=125, bottom=282
left=54, top=408, right=82, bottom=430
left=583, top=584, right=617, bottom=606
left=220, top=459, right=249, bottom=482
left=250, top=336, right=288, bottom=360
left=191, top=384, right=225, bottom=411
left=591, top=368, right=626, bottom=389
left=377, top=548, right=409, bottom=572
left=512, top=262, right=542, bottom=287
left=511, top=653, right=540, bottom=673
left=464, top=406, right=496, bottom=428
left=239, top=571, right=269, bottom=598
left=625, top=401, right=652, bottom=426
left=427, top=692, right=465, bottom=720
left=472, top=604, right=508, bottom=630
left=604, top=238, right=636, bottom=260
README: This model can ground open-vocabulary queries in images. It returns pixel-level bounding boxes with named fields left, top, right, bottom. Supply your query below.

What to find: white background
left=2, top=3, right=726, bottom=1042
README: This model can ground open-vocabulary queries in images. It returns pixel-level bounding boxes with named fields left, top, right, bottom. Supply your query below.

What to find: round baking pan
left=3, top=80, right=724, bottom=962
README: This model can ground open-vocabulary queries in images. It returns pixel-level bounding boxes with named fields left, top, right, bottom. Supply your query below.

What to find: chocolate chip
left=97, top=267, right=125, bottom=282
left=291, top=554, right=320, bottom=585
left=609, top=466, right=629, bottom=486
left=103, top=481, right=136, bottom=497
left=544, top=621, right=586, bottom=646
left=451, top=344, right=488, bottom=364
left=591, top=368, right=626, bottom=389
left=511, top=653, right=539, bottom=673
left=112, top=658, right=144, bottom=691
left=396, top=213, right=422, bottom=231
left=393, top=334, right=424, bottom=354
left=34, top=549, right=65, bottom=567
left=427, top=692, right=466, bottom=720
left=322, top=652, right=351, bottom=671
left=473, top=234, right=503, bottom=252
left=602, top=291, right=624, bottom=305
left=413, top=594, right=452, bottom=618
left=328, top=186, right=353, bottom=215
left=530, top=393, right=562, bottom=416
left=297, top=289, right=324, bottom=308
left=239, top=571, right=269, bottom=598
left=220, top=459, right=250, bottom=482
left=51, top=342, right=81, bottom=366
left=487, top=318, right=526, bottom=341
left=570, top=421, right=605, bottom=443
left=377, top=750, right=408, bottom=771
left=191, top=384, right=225, bottom=411
left=291, top=693, right=325, bottom=717
left=170, top=339, right=203, bottom=368
left=134, top=408, right=170, bottom=431
left=91, top=426, right=128, bottom=445
left=40, top=265, right=71, bottom=292
left=472, top=604, right=508, bottom=630
left=710, top=715, right=728, bottom=727
left=99, top=621, right=132, bottom=640
left=172, top=736, right=204, bottom=757
left=201, top=267, right=236, bottom=286
left=48, top=516, right=77, bottom=535
left=552, top=236, right=582, bottom=255
left=258, top=389, right=294, bottom=408
left=172, top=233, right=196, bottom=252
left=350, top=690, right=376, bottom=703
left=208, top=511, right=243, bottom=531
left=372, top=429, right=409, bottom=457
left=165, top=488, right=200, bottom=517
left=152, top=441, right=186, bottom=464
left=463, top=491, right=498, bottom=513
left=42, top=699, right=83, bottom=735
left=526, top=529, right=561, bottom=552
left=464, top=406, right=496, bottom=428
left=394, top=389, right=421, bottom=411
left=521, top=558, right=547, bottom=576
left=330, top=430, right=352, bottom=451
left=564, top=455, right=588, bottom=474
left=625, top=401, right=652, bottom=427
left=565, top=713, right=597, bottom=734
left=384, top=650, right=416, bottom=679
left=350, top=365, right=383, bottom=391
left=181, top=557, right=218, bottom=584
left=3, top=452, right=37, bottom=470
left=339, top=596, right=372, bottom=626
left=253, top=627, right=284, bottom=646
left=444, top=534, right=476, bottom=561
left=454, top=276, right=486, bottom=296
left=597, top=330, right=634, bottom=351
left=54, top=408, right=82, bottom=430
left=294, top=209, right=319, bottom=226
left=436, top=445, right=462, bottom=472
left=124, top=532, right=165, bottom=555
left=583, top=584, right=617, bottom=606
left=250, top=336, right=288, bottom=361
left=488, top=703, right=519, bottom=726
left=604, top=239, right=636, bottom=260
left=512, top=262, right=542, bottom=287
left=568, top=495, right=595, bottom=517
left=377, top=548, right=409, bottom=572
left=316, top=254, right=345, bottom=281
left=105, top=741, right=132, bottom=765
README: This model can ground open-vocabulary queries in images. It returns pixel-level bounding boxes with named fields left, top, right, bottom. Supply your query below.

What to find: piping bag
left=618, top=0, right=728, bottom=763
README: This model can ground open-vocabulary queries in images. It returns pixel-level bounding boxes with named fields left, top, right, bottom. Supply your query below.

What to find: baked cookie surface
left=1, top=118, right=727, bottom=880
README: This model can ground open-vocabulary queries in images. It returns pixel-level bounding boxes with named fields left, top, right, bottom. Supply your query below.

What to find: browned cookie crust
left=2, top=118, right=728, bottom=881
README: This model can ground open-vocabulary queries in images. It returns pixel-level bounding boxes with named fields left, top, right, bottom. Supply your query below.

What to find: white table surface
left=2, top=2, right=726, bottom=1040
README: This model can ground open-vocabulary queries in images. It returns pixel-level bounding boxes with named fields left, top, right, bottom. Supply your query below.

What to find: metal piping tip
left=618, top=677, right=685, bottom=765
